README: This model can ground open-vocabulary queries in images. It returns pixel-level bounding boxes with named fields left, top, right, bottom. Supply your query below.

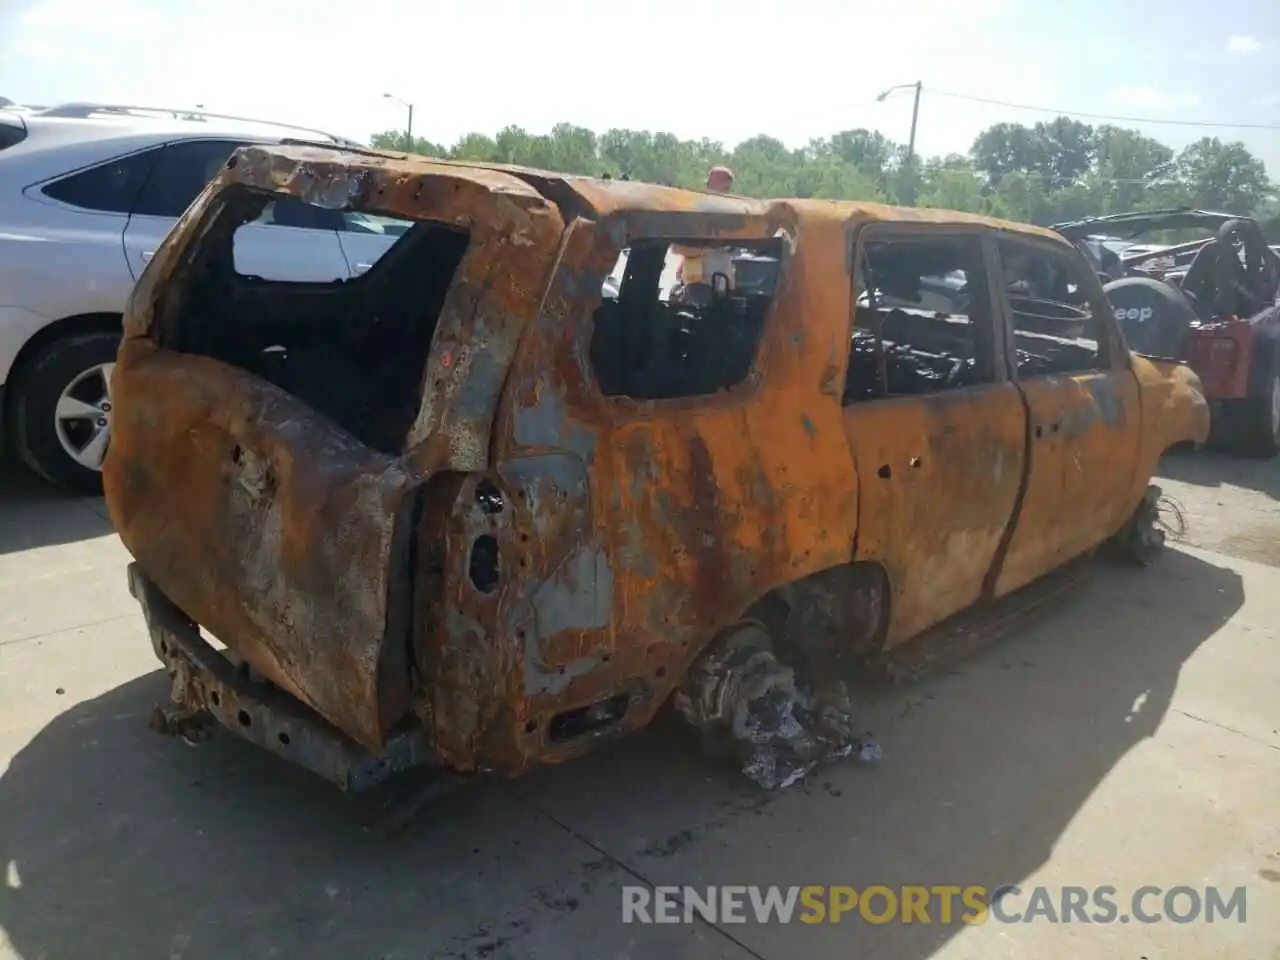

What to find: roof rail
left=33, top=102, right=356, bottom=145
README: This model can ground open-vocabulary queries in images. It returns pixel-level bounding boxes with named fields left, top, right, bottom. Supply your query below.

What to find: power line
left=928, top=88, right=1280, bottom=131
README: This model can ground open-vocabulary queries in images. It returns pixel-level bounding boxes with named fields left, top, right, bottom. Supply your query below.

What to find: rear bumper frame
left=127, top=563, right=437, bottom=793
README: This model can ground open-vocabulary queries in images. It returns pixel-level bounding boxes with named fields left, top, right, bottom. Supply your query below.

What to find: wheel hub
left=53, top=362, right=115, bottom=472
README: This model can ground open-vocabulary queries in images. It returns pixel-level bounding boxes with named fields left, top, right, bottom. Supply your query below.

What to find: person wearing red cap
left=667, top=167, right=738, bottom=304
left=706, top=165, right=735, bottom=192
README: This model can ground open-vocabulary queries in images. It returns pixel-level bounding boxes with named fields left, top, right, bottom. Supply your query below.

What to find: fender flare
left=1245, top=323, right=1280, bottom=398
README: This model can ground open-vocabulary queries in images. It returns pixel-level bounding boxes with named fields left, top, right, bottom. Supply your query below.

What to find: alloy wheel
left=53, top=362, right=114, bottom=471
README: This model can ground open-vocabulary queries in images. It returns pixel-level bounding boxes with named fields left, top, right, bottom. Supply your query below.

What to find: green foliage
left=369, top=116, right=1274, bottom=226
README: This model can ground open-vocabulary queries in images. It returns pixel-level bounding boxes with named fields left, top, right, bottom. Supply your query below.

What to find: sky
left=2, top=0, right=1278, bottom=179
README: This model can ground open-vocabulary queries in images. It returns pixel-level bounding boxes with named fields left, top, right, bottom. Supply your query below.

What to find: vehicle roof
left=0, top=103, right=359, bottom=166
left=0, top=106, right=364, bottom=187
left=31, top=102, right=357, bottom=142
left=1053, top=208, right=1254, bottom=241
left=229, top=143, right=1069, bottom=242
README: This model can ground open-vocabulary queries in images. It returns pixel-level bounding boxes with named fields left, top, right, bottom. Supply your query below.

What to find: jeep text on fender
left=1115, top=306, right=1154, bottom=323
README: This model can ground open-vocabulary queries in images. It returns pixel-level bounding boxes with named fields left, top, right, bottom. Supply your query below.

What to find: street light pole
left=877, top=81, right=923, bottom=203
left=906, top=80, right=921, bottom=162
left=383, top=93, right=414, bottom=151
left=877, top=81, right=923, bottom=165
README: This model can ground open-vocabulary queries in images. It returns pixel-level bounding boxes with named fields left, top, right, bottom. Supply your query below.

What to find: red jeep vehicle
left=1055, top=210, right=1280, bottom=456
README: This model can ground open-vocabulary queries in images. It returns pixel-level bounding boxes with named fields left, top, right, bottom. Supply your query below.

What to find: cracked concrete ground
left=0, top=450, right=1277, bottom=960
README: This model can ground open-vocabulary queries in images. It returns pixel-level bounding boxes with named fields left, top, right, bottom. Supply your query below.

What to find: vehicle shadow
left=0, top=549, right=1244, bottom=960
left=1158, top=446, right=1280, bottom=499
left=0, top=457, right=111, bottom=555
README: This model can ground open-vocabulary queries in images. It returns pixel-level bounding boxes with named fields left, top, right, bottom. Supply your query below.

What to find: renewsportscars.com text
left=621, top=884, right=1249, bottom=925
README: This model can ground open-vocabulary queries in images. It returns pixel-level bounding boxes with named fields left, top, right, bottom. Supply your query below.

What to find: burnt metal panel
left=993, top=370, right=1143, bottom=597
left=844, top=385, right=1029, bottom=646
left=103, top=141, right=1213, bottom=783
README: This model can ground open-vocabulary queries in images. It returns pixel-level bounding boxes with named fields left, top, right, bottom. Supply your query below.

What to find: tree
left=361, top=119, right=1273, bottom=229
left=990, top=171, right=1049, bottom=225
left=1173, top=137, right=1272, bottom=214
left=369, top=129, right=446, bottom=157
left=1085, top=126, right=1173, bottom=213
left=450, top=132, right=498, bottom=161
left=1034, top=117, right=1095, bottom=190
left=917, top=156, right=986, bottom=213
left=970, top=121, right=1049, bottom=187
left=545, top=123, right=599, bottom=175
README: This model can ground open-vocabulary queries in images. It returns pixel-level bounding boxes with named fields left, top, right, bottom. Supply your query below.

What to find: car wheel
left=8, top=331, right=121, bottom=494
left=1234, top=361, right=1280, bottom=459
left=1107, top=484, right=1170, bottom=567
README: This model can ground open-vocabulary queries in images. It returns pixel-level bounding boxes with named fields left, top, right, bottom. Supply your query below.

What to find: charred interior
left=843, top=233, right=1104, bottom=404
left=158, top=185, right=470, bottom=455
left=845, top=236, right=994, bottom=402
left=590, top=238, right=781, bottom=400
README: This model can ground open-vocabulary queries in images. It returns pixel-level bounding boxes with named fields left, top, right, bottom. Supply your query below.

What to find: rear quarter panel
left=1128, top=356, right=1210, bottom=509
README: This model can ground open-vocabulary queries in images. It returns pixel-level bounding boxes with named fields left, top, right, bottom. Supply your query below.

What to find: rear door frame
left=490, top=206, right=859, bottom=733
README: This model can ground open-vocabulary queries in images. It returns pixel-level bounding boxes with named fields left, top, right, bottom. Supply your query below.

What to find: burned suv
left=104, top=145, right=1209, bottom=795
left=1055, top=209, right=1280, bottom=457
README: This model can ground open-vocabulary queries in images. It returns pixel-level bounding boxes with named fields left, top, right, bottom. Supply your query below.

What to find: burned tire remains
left=674, top=620, right=864, bottom=790
left=1109, top=484, right=1173, bottom=567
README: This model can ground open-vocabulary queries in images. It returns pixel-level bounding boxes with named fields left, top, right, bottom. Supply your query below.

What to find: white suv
left=0, top=102, right=406, bottom=492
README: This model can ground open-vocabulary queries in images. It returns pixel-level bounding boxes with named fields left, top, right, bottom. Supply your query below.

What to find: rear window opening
left=162, top=186, right=469, bottom=455
left=590, top=237, right=781, bottom=400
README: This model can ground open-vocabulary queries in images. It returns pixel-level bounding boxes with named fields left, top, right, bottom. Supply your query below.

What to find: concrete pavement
left=0, top=459, right=1277, bottom=959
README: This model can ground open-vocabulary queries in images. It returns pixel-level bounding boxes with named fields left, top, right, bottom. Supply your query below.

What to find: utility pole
left=877, top=81, right=923, bottom=204
left=383, top=93, right=414, bottom=151
left=906, top=80, right=922, bottom=165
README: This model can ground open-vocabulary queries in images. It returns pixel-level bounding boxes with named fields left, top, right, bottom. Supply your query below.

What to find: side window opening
left=249, top=196, right=345, bottom=231
left=131, top=139, right=245, bottom=219
left=0, top=119, right=28, bottom=151
left=590, top=237, right=781, bottom=401
left=334, top=211, right=416, bottom=275
left=169, top=188, right=471, bottom=455
left=844, top=234, right=996, bottom=405
left=41, top=149, right=159, bottom=213
left=996, top=238, right=1106, bottom=376
left=342, top=211, right=414, bottom=238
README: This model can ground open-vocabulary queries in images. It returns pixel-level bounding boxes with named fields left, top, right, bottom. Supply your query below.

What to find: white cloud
left=1103, top=87, right=1201, bottom=111
left=19, top=0, right=162, bottom=34
left=1227, top=35, right=1263, bottom=53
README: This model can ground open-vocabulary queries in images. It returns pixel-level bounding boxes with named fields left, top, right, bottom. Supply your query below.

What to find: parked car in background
left=0, top=102, right=406, bottom=492
left=1056, top=209, right=1280, bottom=457
left=105, top=146, right=1208, bottom=795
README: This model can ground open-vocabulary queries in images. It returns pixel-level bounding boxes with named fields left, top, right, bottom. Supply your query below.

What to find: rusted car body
left=104, top=144, right=1210, bottom=793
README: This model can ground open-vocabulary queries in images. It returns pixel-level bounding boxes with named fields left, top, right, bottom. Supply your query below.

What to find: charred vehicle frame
left=104, top=144, right=1210, bottom=794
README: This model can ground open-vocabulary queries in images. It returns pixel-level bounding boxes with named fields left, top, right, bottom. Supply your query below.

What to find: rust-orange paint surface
left=104, top=143, right=1210, bottom=781
left=843, top=384, right=1027, bottom=646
